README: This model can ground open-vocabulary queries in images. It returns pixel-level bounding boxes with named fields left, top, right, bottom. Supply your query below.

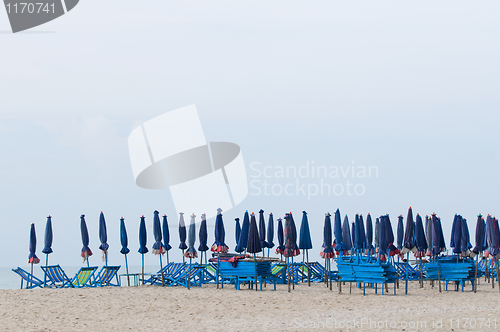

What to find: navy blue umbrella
left=178, top=212, right=187, bottom=252
left=437, top=217, right=446, bottom=252
left=365, top=214, right=374, bottom=251
left=397, top=215, right=404, bottom=250
left=119, top=217, right=131, bottom=286
left=355, top=214, right=366, bottom=251
left=342, top=215, right=352, bottom=253
left=283, top=212, right=300, bottom=258
left=384, top=214, right=398, bottom=256
left=185, top=213, right=198, bottom=259
left=258, top=209, right=268, bottom=249
left=138, top=215, right=148, bottom=284
left=80, top=215, right=92, bottom=263
left=42, top=216, right=53, bottom=269
left=198, top=213, right=209, bottom=252
left=425, top=215, right=433, bottom=255
left=374, top=218, right=380, bottom=249
left=451, top=214, right=461, bottom=254
left=98, top=212, right=109, bottom=266
left=152, top=210, right=165, bottom=255
left=247, top=212, right=262, bottom=254
left=378, top=215, right=388, bottom=258
left=212, top=208, right=229, bottom=253
left=461, top=216, right=472, bottom=256
left=276, top=217, right=285, bottom=255
left=235, top=218, right=241, bottom=248
left=486, top=215, right=500, bottom=257
left=320, top=212, right=334, bottom=259
left=473, top=215, right=485, bottom=256
left=235, top=211, right=250, bottom=253
left=333, top=209, right=344, bottom=253
left=414, top=214, right=427, bottom=257
left=28, top=223, right=40, bottom=264
left=403, top=207, right=416, bottom=253
left=299, top=211, right=313, bottom=250
left=162, top=215, right=172, bottom=252
left=267, top=213, right=275, bottom=250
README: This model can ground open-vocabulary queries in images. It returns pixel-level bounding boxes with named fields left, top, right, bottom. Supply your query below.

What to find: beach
left=1, top=281, right=499, bottom=332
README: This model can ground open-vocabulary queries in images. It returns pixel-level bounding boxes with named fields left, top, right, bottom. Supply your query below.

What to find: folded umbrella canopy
left=198, top=213, right=209, bottom=252
left=211, top=208, right=229, bottom=253
left=80, top=215, right=92, bottom=262
left=378, top=215, right=388, bottom=260
left=486, top=215, right=500, bottom=258
left=355, top=214, right=366, bottom=251
left=320, top=212, right=334, bottom=259
left=472, top=215, right=485, bottom=256
left=431, top=213, right=445, bottom=255
left=99, top=212, right=109, bottom=265
left=247, top=212, right=262, bottom=254
left=178, top=212, right=188, bottom=253
left=299, top=211, right=313, bottom=251
left=333, top=209, right=344, bottom=253
left=460, top=216, right=472, bottom=256
left=365, top=214, right=374, bottom=251
left=425, top=215, right=433, bottom=256
left=403, top=207, right=416, bottom=254
left=138, top=215, right=148, bottom=284
left=234, top=218, right=241, bottom=248
left=374, top=218, right=380, bottom=249
left=28, top=223, right=40, bottom=264
left=437, top=217, right=446, bottom=253
left=275, top=217, right=285, bottom=255
left=42, top=216, right=53, bottom=256
left=414, top=214, right=427, bottom=258
left=451, top=214, right=461, bottom=254
left=396, top=215, right=404, bottom=251
left=284, top=213, right=300, bottom=257
left=267, top=213, right=275, bottom=249
left=258, top=209, right=268, bottom=249
left=152, top=210, right=165, bottom=255
left=235, top=211, right=250, bottom=253
left=119, top=217, right=131, bottom=286
left=342, top=215, right=352, bottom=253
left=351, top=221, right=356, bottom=250
left=384, top=214, right=399, bottom=256
left=162, top=215, right=172, bottom=251
left=185, top=213, right=198, bottom=258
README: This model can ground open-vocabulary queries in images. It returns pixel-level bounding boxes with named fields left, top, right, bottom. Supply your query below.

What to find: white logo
left=128, top=105, right=248, bottom=220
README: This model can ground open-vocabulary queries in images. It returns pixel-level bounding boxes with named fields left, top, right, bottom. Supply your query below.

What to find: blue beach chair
left=72, top=266, right=98, bottom=287
left=12, top=267, right=44, bottom=289
left=168, top=265, right=205, bottom=288
left=41, top=265, right=74, bottom=288
left=94, top=266, right=121, bottom=287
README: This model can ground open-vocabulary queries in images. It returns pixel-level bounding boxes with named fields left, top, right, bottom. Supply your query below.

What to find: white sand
left=1, top=280, right=499, bottom=331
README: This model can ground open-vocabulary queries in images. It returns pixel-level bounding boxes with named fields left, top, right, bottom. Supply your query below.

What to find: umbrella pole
left=216, top=255, right=220, bottom=289
left=44, top=254, right=48, bottom=288
left=167, top=250, right=169, bottom=264
left=125, top=254, right=130, bottom=287
left=324, top=258, right=328, bottom=286
left=287, top=257, right=291, bottom=293
left=420, top=257, right=423, bottom=288
left=329, top=259, right=333, bottom=291
left=86, top=257, right=90, bottom=268
left=105, top=252, right=108, bottom=267
left=292, top=256, right=295, bottom=290
left=438, top=260, right=441, bottom=293
left=254, top=254, right=258, bottom=292
left=182, top=250, right=185, bottom=264
left=302, top=251, right=305, bottom=283
left=405, top=253, right=409, bottom=295
left=474, top=255, right=478, bottom=293
left=187, top=258, right=191, bottom=290
left=30, top=262, right=34, bottom=288
left=496, top=259, right=500, bottom=294
left=160, top=254, right=165, bottom=287
left=142, top=253, right=145, bottom=285
left=306, top=250, right=310, bottom=287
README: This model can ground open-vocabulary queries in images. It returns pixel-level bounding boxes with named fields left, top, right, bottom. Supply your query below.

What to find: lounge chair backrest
left=43, top=265, right=68, bottom=283
left=73, top=267, right=97, bottom=286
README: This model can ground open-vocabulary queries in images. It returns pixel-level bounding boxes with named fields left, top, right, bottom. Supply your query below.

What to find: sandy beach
left=1, top=280, right=499, bottom=332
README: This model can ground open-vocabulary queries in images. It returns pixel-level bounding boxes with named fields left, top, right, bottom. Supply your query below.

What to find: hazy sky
left=1, top=0, right=499, bottom=268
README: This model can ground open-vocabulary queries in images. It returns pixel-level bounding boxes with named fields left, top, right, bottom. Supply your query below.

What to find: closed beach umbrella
left=235, top=218, right=241, bottom=248
left=403, top=207, right=416, bottom=253
left=374, top=218, right=380, bottom=249
left=351, top=221, right=356, bottom=250
left=138, top=215, right=148, bottom=284
left=80, top=215, right=92, bottom=263
left=258, top=209, right=268, bottom=249
left=365, top=214, right=374, bottom=251
left=355, top=214, right=366, bottom=251
left=451, top=214, right=461, bottom=254
left=185, top=213, right=198, bottom=258
left=28, top=223, right=40, bottom=264
left=267, top=213, right=275, bottom=249
left=414, top=214, right=427, bottom=257
left=320, top=212, right=334, bottom=259
left=486, top=215, right=500, bottom=257
left=384, top=215, right=398, bottom=256
left=212, top=208, right=229, bottom=253
left=247, top=212, right=262, bottom=254
left=378, top=215, right=388, bottom=258
left=198, top=213, right=209, bottom=252
left=162, top=215, right=172, bottom=251
left=284, top=213, right=300, bottom=257
left=472, top=215, right=485, bottom=256
left=333, top=209, right=344, bottom=252
left=119, top=217, right=131, bottom=286
left=152, top=210, right=165, bottom=255
left=178, top=212, right=188, bottom=259
left=98, top=212, right=109, bottom=265
left=425, top=215, right=433, bottom=256
left=235, top=211, right=250, bottom=253
left=397, top=215, right=404, bottom=250
left=276, top=218, right=285, bottom=255
left=437, top=217, right=446, bottom=252
left=42, top=216, right=53, bottom=268
left=461, top=217, right=472, bottom=256
left=299, top=211, right=313, bottom=250
left=342, top=215, right=352, bottom=253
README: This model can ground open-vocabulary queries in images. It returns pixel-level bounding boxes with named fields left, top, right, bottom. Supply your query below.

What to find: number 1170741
left=5, top=3, right=55, bottom=14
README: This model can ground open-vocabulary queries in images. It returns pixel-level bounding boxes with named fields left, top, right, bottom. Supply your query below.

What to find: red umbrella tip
left=101, top=211, right=103, bottom=213
left=142, top=215, right=144, bottom=217
left=409, top=206, right=412, bottom=209
left=48, top=215, right=51, bottom=217
left=164, top=214, right=167, bottom=216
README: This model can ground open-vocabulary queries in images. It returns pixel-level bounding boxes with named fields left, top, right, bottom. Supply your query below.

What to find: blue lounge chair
left=12, top=267, right=44, bottom=289
left=94, top=266, right=121, bottom=287
left=72, top=266, right=98, bottom=287
left=41, top=265, right=74, bottom=288
left=168, top=265, right=205, bottom=288
left=146, top=263, right=186, bottom=285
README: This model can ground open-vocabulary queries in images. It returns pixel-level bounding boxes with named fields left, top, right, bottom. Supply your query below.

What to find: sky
left=0, top=0, right=499, bottom=268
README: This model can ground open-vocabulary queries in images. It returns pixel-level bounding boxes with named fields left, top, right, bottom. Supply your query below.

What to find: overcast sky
left=0, top=0, right=499, bottom=268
